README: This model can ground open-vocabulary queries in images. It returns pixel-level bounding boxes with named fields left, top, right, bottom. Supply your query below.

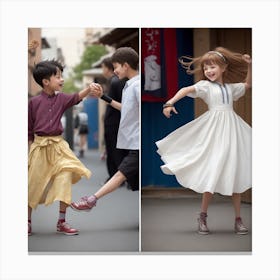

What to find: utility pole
left=64, top=107, right=73, bottom=150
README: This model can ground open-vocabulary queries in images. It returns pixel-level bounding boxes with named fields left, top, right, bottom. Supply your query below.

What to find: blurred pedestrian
left=28, top=59, right=93, bottom=236
left=101, top=57, right=128, bottom=181
left=74, top=109, right=89, bottom=158
left=71, top=47, right=139, bottom=212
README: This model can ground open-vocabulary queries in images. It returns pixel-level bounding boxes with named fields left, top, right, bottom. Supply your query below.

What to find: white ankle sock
left=59, top=211, right=66, bottom=221
left=88, top=195, right=97, bottom=203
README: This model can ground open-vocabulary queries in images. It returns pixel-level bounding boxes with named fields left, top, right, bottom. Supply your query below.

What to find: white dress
left=156, top=80, right=252, bottom=195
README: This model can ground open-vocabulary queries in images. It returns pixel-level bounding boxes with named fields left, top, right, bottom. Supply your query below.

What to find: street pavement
left=141, top=194, right=252, bottom=253
left=28, top=148, right=139, bottom=254
left=28, top=147, right=251, bottom=254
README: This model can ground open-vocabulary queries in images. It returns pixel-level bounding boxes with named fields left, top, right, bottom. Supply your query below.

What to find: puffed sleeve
left=187, top=80, right=210, bottom=103
left=228, top=83, right=246, bottom=101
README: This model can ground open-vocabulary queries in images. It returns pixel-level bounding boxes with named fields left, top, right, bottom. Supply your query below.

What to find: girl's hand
left=243, top=54, right=252, bottom=90
left=163, top=106, right=178, bottom=118
left=242, top=54, right=252, bottom=64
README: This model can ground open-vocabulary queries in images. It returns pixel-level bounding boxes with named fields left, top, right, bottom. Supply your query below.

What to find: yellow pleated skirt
left=28, top=135, right=92, bottom=209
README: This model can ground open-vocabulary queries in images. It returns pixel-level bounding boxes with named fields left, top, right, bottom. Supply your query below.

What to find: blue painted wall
left=141, top=28, right=194, bottom=188
left=83, top=97, right=98, bottom=149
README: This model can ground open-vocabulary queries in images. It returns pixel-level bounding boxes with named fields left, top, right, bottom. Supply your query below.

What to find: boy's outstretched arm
left=78, top=84, right=92, bottom=100
left=108, top=99, right=122, bottom=111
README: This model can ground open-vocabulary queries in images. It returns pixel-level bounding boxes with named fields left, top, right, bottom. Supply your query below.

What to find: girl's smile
left=203, top=63, right=225, bottom=84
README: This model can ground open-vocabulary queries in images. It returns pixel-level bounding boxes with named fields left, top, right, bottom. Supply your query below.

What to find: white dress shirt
left=117, top=74, right=139, bottom=150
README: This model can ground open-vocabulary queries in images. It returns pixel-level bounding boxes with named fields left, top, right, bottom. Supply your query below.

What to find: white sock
left=88, top=195, right=97, bottom=204
left=59, top=211, right=66, bottom=221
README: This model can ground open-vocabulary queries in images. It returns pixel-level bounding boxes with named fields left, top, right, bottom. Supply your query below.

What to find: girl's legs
left=232, top=193, right=248, bottom=234
left=201, top=192, right=213, bottom=213
left=232, top=193, right=241, bottom=218
left=198, top=192, right=213, bottom=234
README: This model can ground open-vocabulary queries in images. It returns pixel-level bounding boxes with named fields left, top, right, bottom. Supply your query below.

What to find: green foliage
left=63, top=77, right=79, bottom=94
left=73, top=44, right=107, bottom=81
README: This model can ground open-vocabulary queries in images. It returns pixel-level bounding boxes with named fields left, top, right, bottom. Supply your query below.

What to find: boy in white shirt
left=71, top=47, right=139, bottom=211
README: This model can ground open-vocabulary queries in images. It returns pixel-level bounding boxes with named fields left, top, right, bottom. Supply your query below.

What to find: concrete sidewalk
left=28, top=148, right=139, bottom=254
left=141, top=194, right=252, bottom=253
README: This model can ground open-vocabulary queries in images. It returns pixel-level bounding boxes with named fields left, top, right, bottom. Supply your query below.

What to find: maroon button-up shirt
left=28, top=91, right=80, bottom=141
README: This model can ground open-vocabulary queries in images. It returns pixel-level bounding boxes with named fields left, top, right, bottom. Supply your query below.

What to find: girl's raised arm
left=242, top=54, right=252, bottom=90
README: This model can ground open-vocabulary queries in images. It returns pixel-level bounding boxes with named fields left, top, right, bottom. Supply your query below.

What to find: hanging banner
left=141, top=28, right=179, bottom=102
left=142, top=28, right=162, bottom=92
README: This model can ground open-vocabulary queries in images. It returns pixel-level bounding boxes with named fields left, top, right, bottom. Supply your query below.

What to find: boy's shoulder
left=123, top=79, right=139, bottom=95
left=29, top=92, right=43, bottom=103
left=29, top=91, right=68, bottom=103
left=127, top=76, right=139, bottom=95
left=128, top=75, right=140, bottom=86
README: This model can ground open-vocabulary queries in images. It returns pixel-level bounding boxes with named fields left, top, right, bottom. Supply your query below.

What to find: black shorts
left=118, top=150, right=139, bottom=191
left=79, top=124, right=89, bottom=135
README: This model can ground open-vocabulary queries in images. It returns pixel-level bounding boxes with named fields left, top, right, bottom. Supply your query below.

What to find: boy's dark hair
left=101, top=57, right=114, bottom=72
left=32, top=59, right=64, bottom=87
left=111, top=47, right=139, bottom=70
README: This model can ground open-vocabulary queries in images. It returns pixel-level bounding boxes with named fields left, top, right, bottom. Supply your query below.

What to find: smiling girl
left=156, top=47, right=252, bottom=235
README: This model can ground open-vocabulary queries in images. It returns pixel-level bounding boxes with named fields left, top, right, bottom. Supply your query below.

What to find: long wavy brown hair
left=179, top=47, right=248, bottom=83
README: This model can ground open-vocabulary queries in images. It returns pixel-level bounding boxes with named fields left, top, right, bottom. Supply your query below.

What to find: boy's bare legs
left=94, top=171, right=126, bottom=199
left=58, top=201, right=68, bottom=222
left=57, top=201, right=79, bottom=235
left=71, top=171, right=127, bottom=211
left=59, top=201, right=68, bottom=213
left=28, top=201, right=78, bottom=235
left=28, top=206, right=32, bottom=235
left=28, top=206, right=32, bottom=221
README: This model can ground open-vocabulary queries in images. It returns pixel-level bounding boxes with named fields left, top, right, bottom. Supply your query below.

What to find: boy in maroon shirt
left=28, top=60, right=93, bottom=236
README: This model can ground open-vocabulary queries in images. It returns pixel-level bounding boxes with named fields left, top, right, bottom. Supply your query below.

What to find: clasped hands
left=88, top=83, right=103, bottom=98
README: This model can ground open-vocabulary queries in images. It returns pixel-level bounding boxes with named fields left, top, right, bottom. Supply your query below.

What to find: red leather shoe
left=57, top=220, right=79, bottom=235
left=71, top=196, right=97, bottom=212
